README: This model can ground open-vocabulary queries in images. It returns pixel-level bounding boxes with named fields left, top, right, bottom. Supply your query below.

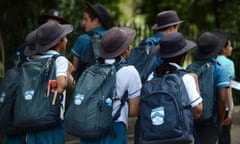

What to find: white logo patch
left=151, top=106, right=165, bottom=125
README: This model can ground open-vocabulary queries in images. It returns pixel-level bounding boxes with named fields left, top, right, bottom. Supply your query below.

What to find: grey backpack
left=186, top=61, right=215, bottom=120
left=13, top=55, right=62, bottom=131
left=64, top=61, right=127, bottom=139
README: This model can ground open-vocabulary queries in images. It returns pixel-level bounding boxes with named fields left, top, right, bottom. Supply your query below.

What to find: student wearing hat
left=191, top=32, right=230, bottom=144
left=215, top=31, right=235, bottom=144
left=127, top=10, right=184, bottom=83
left=3, top=21, right=74, bottom=144
left=10, top=8, right=69, bottom=69
left=152, top=32, right=202, bottom=116
left=71, top=2, right=111, bottom=81
left=22, top=21, right=73, bottom=144
left=134, top=32, right=203, bottom=143
left=80, top=27, right=142, bottom=144
left=152, top=10, right=184, bottom=63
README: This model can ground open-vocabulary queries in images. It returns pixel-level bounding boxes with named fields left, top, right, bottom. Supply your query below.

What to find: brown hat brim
left=154, top=40, right=196, bottom=58
left=36, top=24, right=73, bottom=54
left=24, top=29, right=38, bottom=57
left=193, top=44, right=222, bottom=60
left=152, top=21, right=184, bottom=30
left=86, top=2, right=110, bottom=28
left=99, top=27, right=136, bottom=59
left=193, top=32, right=223, bottom=60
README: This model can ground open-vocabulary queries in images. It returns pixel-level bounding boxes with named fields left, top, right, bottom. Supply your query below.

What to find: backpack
left=13, top=55, right=63, bottom=131
left=136, top=70, right=194, bottom=144
left=127, top=37, right=160, bottom=83
left=186, top=61, right=215, bottom=120
left=64, top=61, right=127, bottom=139
left=0, top=65, right=25, bottom=135
left=8, top=44, right=28, bottom=69
left=75, top=32, right=102, bottom=80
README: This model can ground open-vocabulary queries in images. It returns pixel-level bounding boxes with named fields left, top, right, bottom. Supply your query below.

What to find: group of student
left=2, top=1, right=236, bottom=144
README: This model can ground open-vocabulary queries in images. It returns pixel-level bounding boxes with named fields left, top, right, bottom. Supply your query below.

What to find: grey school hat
left=153, top=32, right=196, bottom=58
left=24, top=21, right=73, bottom=56
left=24, top=29, right=38, bottom=57
left=38, top=9, right=68, bottom=25
left=99, top=27, right=136, bottom=59
left=86, top=2, right=111, bottom=28
left=193, top=32, right=223, bottom=60
left=152, top=10, right=184, bottom=30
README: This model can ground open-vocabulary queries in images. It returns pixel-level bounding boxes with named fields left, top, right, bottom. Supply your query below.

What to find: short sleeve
left=116, top=66, right=142, bottom=99
left=71, top=34, right=91, bottom=62
left=55, top=56, right=68, bottom=77
left=182, top=74, right=203, bottom=107
left=214, top=64, right=230, bottom=88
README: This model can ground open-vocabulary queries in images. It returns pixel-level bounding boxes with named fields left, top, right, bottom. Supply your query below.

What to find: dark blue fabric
left=194, top=118, right=219, bottom=144
left=71, top=27, right=107, bottom=62
left=137, top=70, right=193, bottom=144
left=80, top=122, right=127, bottom=144
left=3, top=134, right=26, bottom=144
left=26, top=124, right=64, bottom=144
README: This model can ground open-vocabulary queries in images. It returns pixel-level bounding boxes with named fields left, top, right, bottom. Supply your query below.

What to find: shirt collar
left=169, top=62, right=184, bottom=70
left=90, top=27, right=106, bottom=34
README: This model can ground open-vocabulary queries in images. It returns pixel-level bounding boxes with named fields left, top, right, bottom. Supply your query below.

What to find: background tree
left=1, top=0, right=240, bottom=76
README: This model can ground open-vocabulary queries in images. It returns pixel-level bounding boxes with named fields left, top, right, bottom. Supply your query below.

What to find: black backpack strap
left=112, top=91, right=128, bottom=121
left=42, top=54, right=61, bottom=82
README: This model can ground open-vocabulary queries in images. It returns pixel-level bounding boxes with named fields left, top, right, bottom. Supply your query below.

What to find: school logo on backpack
left=127, top=37, right=161, bottom=83
left=186, top=61, right=215, bottom=120
left=0, top=65, right=24, bottom=135
left=136, top=71, right=194, bottom=144
left=13, top=55, right=63, bottom=131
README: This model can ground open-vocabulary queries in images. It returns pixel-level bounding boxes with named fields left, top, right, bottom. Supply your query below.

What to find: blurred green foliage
left=1, top=0, right=240, bottom=74
left=1, top=0, right=240, bottom=103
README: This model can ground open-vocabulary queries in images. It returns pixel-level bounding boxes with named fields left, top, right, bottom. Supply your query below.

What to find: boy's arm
left=218, top=87, right=228, bottom=127
left=189, top=73, right=203, bottom=119
left=128, top=96, right=141, bottom=117
left=223, top=86, right=233, bottom=125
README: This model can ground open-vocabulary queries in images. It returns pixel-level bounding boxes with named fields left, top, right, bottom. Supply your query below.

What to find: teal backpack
left=186, top=61, right=215, bottom=120
left=13, top=55, right=63, bottom=131
left=64, top=61, right=127, bottom=139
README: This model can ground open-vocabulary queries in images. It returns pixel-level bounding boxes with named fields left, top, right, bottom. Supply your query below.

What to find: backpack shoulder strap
left=140, top=37, right=158, bottom=46
left=112, top=60, right=129, bottom=121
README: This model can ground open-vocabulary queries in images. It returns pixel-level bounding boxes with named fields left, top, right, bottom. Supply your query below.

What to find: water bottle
left=14, top=51, right=21, bottom=66
left=105, top=98, right=112, bottom=106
